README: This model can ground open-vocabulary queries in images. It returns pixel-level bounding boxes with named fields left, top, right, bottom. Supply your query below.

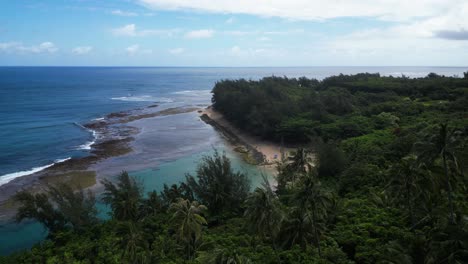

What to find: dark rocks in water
left=106, top=111, right=129, bottom=119
left=147, top=104, right=159, bottom=108
left=84, top=121, right=106, bottom=130
left=200, top=114, right=264, bottom=165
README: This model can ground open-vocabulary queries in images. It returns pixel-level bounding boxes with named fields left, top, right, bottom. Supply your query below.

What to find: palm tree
left=287, top=148, right=313, bottom=174
left=244, top=176, right=283, bottom=242
left=101, top=171, right=143, bottom=221
left=292, top=170, right=331, bottom=258
left=169, top=198, right=207, bottom=260
left=116, top=221, right=149, bottom=263
left=415, top=124, right=463, bottom=224
left=277, top=206, right=315, bottom=250
left=197, top=249, right=253, bottom=264
left=386, top=155, right=424, bottom=226
left=379, top=241, right=413, bottom=264
left=139, top=190, right=163, bottom=218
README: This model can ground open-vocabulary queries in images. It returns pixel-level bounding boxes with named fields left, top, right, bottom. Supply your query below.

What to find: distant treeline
left=212, top=72, right=468, bottom=142
left=2, top=72, right=467, bottom=264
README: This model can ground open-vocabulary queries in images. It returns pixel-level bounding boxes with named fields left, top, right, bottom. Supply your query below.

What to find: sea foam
left=73, top=122, right=99, bottom=150
left=111, top=95, right=173, bottom=103
left=0, top=157, right=71, bottom=186
left=78, top=129, right=98, bottom=150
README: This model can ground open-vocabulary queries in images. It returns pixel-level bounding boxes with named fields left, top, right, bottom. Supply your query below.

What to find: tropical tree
left=277, top=206, right=315, bottom=250
left=292, top=170, right=331, bottom=258
left=47, top=183, right=97, bottom=230
left=116, top=221, right=149, bottom=263
left=186, top=150, right=250, bottom=215
left=14, top=191, right=65, bottom=234
left=14, top=183, right=97, bottom=233
left=414, top=124, right=464, bottom=224
left=287, top=148, right=313, bottom=174
left=101, top=171, right=143, bottom=221
left=244, top=176, right=283, bottom=242
left=169, top=198, right=207, bottom=260
left=197, top=249, right=253, bottom=264
left=160, top=182, right=194, bottom=208
left=378, top=241, right=413, bottom=264
left=386, top=155, right=425, bottom=226
left=139, top=190, right=163, bottom=218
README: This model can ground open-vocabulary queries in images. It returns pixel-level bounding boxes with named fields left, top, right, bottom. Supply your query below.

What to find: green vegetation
left=2, top=73, right=468, bottom=263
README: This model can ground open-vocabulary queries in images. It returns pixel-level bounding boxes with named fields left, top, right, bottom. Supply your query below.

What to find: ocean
left=0, top=66, right=466, bottom=254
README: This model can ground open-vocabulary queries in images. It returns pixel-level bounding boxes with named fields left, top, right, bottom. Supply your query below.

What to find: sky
left=0, top=0, right=467, bottom=66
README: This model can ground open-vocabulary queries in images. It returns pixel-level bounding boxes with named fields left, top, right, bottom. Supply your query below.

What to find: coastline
left=199, top=106, right=293, bottom=176
left=0, top=106, right=201, bottom=221
left=0, top=104, right=284, bottom=222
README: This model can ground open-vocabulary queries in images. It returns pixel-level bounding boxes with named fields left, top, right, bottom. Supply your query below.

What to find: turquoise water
left=1, top=66, right=467, bottom=255
left=133, top=146, right=270, bottom=194
left=0, top=146, right=271, bottom=255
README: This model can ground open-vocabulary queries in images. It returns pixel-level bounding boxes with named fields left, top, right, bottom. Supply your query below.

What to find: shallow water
left=1, top=66, right=467, bottom=255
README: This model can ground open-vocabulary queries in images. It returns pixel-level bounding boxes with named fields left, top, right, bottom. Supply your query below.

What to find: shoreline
left=199, top=106, right=293, bottom=177
left=0, top=104, right=285, bottom=222
left=0, top=106, right=201, bottom=221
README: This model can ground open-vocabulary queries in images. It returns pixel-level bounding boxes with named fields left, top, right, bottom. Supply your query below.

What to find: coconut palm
left=101, top=171, right=143, bottom=221
left=292, top=170, right=331, bottom=258
left=197, top=249, right=253, bottom=264
left=277, top=206, right=315, bottom=250
left=116, top=221, right=149, bottom=263
left=169, top=198, right=207, bottom=260
left=244, top=176, right=283, bottom=242
left=379, top=241, right=413, bottom=264
left=139, top=190, right=163, bottom=218
left=386, top=154, right=425, bottom=226
left=414, top=124, right=464, bottom=224
left=287, top=147, right=313, bottom=174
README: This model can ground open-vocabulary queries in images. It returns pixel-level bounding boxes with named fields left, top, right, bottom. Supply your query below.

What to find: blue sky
left=1, top=0, right=467, bottom=66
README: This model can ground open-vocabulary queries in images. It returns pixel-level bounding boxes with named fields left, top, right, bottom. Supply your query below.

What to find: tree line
left=2, top=72, right=467, bottom=263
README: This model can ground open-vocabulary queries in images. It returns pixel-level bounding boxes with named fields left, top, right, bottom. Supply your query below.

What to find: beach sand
left=199, top=106, right=294, bottom=176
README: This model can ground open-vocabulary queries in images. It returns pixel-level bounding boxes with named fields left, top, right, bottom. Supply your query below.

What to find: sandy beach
left=199, top=106, right=294, bottom=175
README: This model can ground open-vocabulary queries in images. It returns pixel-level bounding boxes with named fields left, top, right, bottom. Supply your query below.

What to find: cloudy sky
left=1, top=0, right=467, bottom=66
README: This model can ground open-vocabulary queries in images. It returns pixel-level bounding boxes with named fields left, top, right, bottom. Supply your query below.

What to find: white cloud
left=126, top=44, right=153, bottom=55
left=225, top=17, right=235, bottom=24
left=139, top=0, right=468, bottom=42
left=112, top=24, right=179, bottom=37
left=258, top=36, right=271, bottom=41
left=126, top=44, right=140, bottom=54
left=184, top=29, right=214, bottom=39
left=72, top=46, right=93, bottom=55
left=230, top=46, right=242, bottom=55
left=169, top=48, right=185, bottom=54
left=229, top=45, right=278, bottom=58
left=0, top=41, right=58, bottom=54
left=138, top=0, right=453, bottom=22
left=224, top=30, right=254, bottom=36
left=111, top=9, right=138, bottom=16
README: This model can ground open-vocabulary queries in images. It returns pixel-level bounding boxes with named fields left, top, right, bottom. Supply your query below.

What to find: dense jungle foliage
left=1, top=73, right=467, bottom=263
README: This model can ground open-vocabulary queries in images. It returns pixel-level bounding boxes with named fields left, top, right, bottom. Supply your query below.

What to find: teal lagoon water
left=1, top=66, right=467, bottom=255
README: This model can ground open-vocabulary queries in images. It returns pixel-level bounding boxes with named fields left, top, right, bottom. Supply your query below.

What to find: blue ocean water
left=0, top=66, right=467, bottom=254
left=0, top=66, right=466, bottom=181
